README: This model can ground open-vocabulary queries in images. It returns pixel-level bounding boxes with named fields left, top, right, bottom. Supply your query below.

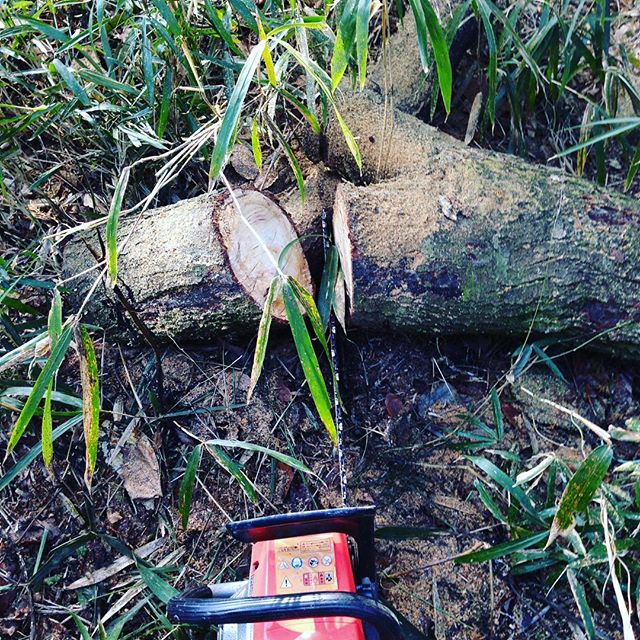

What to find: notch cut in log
left=63, top=190, right=313, bottom=341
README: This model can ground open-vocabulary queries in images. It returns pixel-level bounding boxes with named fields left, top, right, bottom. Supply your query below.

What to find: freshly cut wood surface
left=217, top=189, right=312, bottom=319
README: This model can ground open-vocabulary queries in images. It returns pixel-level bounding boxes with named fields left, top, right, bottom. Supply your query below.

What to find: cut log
left=63, top=190, right=313, bottom=341
left=333, top=166, right=640, bottom=355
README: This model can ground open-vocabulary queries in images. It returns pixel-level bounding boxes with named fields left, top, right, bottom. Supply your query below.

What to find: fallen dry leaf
left=121, top=435, right=162, bottom=500
left=385, top=392, right=404, bottom=418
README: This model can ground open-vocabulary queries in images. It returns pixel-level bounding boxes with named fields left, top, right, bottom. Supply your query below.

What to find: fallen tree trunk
left=63, top=190, right=313, bottom=341
left=62, top=18, right=640, bottom=356
left=333, top=170, right=640, bottom=355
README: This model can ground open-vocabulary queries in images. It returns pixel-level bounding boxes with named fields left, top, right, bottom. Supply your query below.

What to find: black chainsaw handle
left=167, top=589, right=401, bottom=640
left=227, top=507, right=376, bottom=583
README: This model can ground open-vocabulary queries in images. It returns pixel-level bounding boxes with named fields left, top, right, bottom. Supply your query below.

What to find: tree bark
left=63, top=190, right=313, bottom=341
left=61, top=17, right=640, bottom=356
left=333, top=161, right=640, bottom=355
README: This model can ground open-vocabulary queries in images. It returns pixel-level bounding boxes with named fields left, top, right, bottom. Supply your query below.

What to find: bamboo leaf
left=137, top=563, right=178, bottom=603
left=532, top=343, right=567, bottom=383
left=5, top=325, right=73, bottom=457
left=157, top=67, right=173, bottom=139
left=106, top=167, right=130, bottom=286
left=69, top=613, right=92, bottom=640
left=42, top=288, right=63, bottom=468
left=468, top=456, right=541, bottom=520
left=331, top=0, right=357, bottom=89
left=141, top=18, right=155, bottom=105
left=408, top=0, right=453, bottom=113
left=48, top=289, right=62, bottom=347
left=287, top=276, right=330, bottom=359
left=355, top=0, right=372, bottom=88
left=547, top=445, right=612, bottom=547
left=210, top=41, right=266, bottom=180
left=490, top=388, right=504, bottom=441
left=50, top=59, right=91, bottom=106
left=42, top=381, right=53, bottom=469
left=79, top=326, right=101, bottom=490
left=567, top=569, right=596, bottom=640
left=551, top=120, right=640, bottom=160
left=334, top=109, right=362, bottom=170
left=247, top=277, right=280, bottom=402
left=257, top=18, right=277, bottom=86
left=282, top=281, right=337, bottom=443
left=251, top=116, right=262, bottom=170
left=205, top=444, right=257, bottom=502
left=318, top=246, right=339, bottom=328
left=473, top=0, right=497, bottom=124
left=420, top=0, right=452, bottom=113
left=456, top=531, right=548, bottom=563
left=178, top=445, right=202, bottom=530
left=625, top=143, right=640, bottom=191
left=203, top=438, right=311, bottom=474
left=1, top=416, right=80, bottom=493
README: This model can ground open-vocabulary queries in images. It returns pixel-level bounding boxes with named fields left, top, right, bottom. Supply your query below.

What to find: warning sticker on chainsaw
left=274, top=535, right=339, bottom=594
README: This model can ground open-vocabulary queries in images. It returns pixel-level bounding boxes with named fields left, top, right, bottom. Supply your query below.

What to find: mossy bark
left=333, top=153, right=640, bottom=355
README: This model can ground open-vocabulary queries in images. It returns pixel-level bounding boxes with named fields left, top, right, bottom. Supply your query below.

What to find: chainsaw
left=168, top=212, right=403, bottom=639
left=167, top=506, right=402, bottom=639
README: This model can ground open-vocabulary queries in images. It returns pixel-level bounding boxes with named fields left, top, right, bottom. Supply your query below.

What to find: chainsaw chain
left=322, top=208, right=348, bottom=507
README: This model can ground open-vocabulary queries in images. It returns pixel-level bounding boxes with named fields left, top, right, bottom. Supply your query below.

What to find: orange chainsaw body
left=248, top=532, right=365, bottom=640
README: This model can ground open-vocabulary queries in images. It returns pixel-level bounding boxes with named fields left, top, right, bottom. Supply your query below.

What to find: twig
left=520, top=386, right=611, bottom=444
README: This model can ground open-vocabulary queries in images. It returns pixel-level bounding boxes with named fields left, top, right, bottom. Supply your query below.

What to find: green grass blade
left=355, top=0, right=372, bottom=88
left=5, top=325, right=73, bottom=457
left=247, top=277, right=280, bottom=402
left=456, top=530, right=548, bottom=563
left=547, top=445, right=612, bottom=546
left=282, top=280, right=337, bottom=443
left=209, top=41, right=266, bottom=180
left=178, top=444, right=202, bottom=529
left=204, top=438, right=311, bottom=474
left=106, top=167, right=130, bottom=286
left=50, top=60, right=91, bottom=107
left=79, top=326, right=101, bottom=490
